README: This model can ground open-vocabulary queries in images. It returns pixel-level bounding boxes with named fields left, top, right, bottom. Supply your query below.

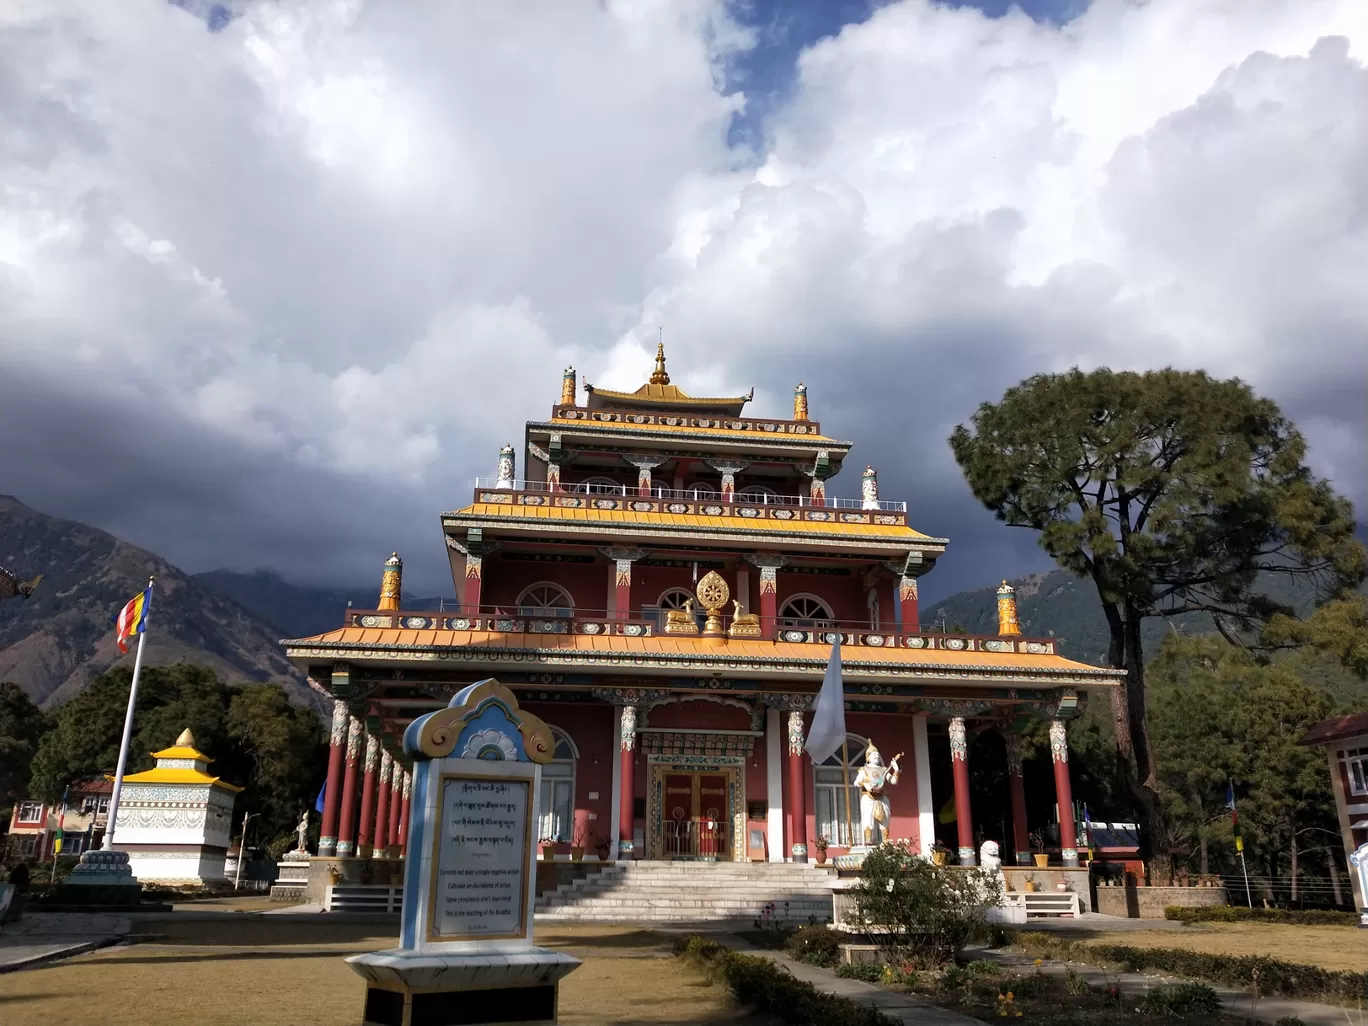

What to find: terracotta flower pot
left=1033, top=853, right=1049, bottom=868
left=815, top=851, right=828, bottom=865
left=540, top=845, right=555, bottom=860
left=570, top=847, right=584, bottom=862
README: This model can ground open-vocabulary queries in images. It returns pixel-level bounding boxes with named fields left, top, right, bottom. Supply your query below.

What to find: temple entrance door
left=661, top=772, right=732, bottom=861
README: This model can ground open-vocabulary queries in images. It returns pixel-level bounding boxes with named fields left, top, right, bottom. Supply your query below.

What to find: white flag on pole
left=805, top=635, right=846, bottom=765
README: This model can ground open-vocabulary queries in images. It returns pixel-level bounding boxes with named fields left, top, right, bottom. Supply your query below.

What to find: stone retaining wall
left=1095, top=884, right=1227, bottom=919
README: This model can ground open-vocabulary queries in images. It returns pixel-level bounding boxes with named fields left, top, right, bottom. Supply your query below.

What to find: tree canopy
left=28, top=664, right=326, bottom=854
left=0, top=682, right=48, bottom=820
left=950, top=367, right=1365, bottom=873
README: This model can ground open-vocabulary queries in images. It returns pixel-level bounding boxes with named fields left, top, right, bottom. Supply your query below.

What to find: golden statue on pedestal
left=695, top=571, right=729, bottom=638
left=664, top=598, right=699, bottom=634
left=728, top=600, right=762, bottom=638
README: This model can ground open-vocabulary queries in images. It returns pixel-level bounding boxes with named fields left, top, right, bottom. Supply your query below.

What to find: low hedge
left=674, top=935, right=895, bottom=1026
left=1164, top=905, right=1362, bottom=927
left=1013, top=932, right=1368, bottom=1002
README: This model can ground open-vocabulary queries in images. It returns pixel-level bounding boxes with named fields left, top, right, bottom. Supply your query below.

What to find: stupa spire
left=649, top=339, right=670, bottom=385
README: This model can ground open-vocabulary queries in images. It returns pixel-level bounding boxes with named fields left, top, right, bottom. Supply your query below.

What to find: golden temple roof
left=117, top=766, right=244, bottom=791
left=447, top=499, right=946, bottom=548
left=283, top=626, right=1121, bottom=685
left=583, top=343, right=752, bottom=415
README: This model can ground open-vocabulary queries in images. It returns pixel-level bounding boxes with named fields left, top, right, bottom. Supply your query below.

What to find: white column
left=913, top=713, right=935, bottom=858
left=765, top=707, right=784, bottom=863
left=609, top=705, right=623, bottom=861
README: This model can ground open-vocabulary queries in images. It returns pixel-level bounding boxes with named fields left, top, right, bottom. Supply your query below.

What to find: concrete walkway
left=721, top=933, right=981, bottom=1026
left=969, top=945, right=1365, bottom=1026
left=0, top=913, right=130, bottom=972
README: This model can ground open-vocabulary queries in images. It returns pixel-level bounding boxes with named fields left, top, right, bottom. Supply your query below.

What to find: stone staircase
left=535, top=861, right=836, bottom=924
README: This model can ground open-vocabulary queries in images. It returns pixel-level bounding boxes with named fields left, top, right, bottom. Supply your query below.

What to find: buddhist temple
left=283, top=348, right=1123, bottom=875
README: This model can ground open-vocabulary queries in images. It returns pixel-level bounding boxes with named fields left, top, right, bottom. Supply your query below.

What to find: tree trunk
left=1199, top=833, right=1209, bottom=877
left=1328, top=853, right=1344, bottom=907
left=1290, top=828, right=1299, bottom=905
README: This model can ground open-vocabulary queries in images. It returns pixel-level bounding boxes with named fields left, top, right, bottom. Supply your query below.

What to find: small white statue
left=295, top=810, right=310, bottom=852
left=854, top=743, right=902, bottom=846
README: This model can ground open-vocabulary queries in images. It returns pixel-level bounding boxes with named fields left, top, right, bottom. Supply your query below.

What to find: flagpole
left=841, top=737, right=854, bottom=847
left=103, top=578, right=153, bottom=852
left=1239, top=848, right=1253, bottom=907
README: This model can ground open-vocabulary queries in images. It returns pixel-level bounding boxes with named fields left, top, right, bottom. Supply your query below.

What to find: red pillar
left=949, top=716, right=976, bottom=865
left=618, top=706, right=637, bottom=858
left=899, top=574, right=920, bottom=632
left=463, top=555, right=483, bottom=614
left=397, top=771, right=411, bottom=857
left=336, top=716, right=364, bottom=856
left=614, top=560, right=631, bottom=620
left=1051, top=720, right=1079, bottom=866
left=318, top=700, right=348, bottom=856
left=358, top=734, right=379, bottom=858
left=1006, top=733, right=1030, bottom=865
left=759, top=568, right=778, bottom=639
left=786, top=711, right=808, bottom=862
left=387, top=764, right=403, bottom=854
left=373, top=750, right=392, bottom=859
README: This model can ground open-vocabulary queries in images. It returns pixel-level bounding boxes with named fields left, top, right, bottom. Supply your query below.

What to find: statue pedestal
left=57, top=849, right=142, bottom=906
left=832, top=845, right=873, bottom=871
left=349, top=948, right=580, bottom=1026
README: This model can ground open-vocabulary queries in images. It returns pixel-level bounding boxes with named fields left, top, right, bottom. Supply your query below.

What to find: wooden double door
left=662, top=772, right=730, bottom=860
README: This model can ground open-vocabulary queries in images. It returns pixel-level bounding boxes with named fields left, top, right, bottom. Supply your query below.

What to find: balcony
left=468, top=479, right=909, bottom=527
left=339, top=607, right=1058, bottom=657
left=548, top=403, right=825, bottom=438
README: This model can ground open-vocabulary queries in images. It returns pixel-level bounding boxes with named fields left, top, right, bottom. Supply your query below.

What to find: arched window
left=814, top=734, right=868, bottom=848
left=579, top=476, right=625, bottom=495
left=779, top=594, right=835, bottom=629
left=644, top=587, right=704, bottom=631
left=737, top=486, right=777, bottom=503
left=687, top=483, right=716, bottom=500
left=517, top=583, right=574, bottom=617
left=537, top=727, right=578, bottom=843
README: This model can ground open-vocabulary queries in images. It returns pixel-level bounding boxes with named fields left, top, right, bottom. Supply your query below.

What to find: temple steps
left=534, top=861, right=835, bottom=923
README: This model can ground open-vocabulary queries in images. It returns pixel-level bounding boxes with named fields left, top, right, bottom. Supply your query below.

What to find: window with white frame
left=736, top=486, right=778, bottom=502
left=15, top=800, right=44, bottom=824
left=779, top=594, right=836, bottom=629
left=8, top=835, right=36, bottom=857
left=643, top=587, right=706, bottom=632
left=579, top=476, right=626, bottom=495
left=81, top=796, right=110, bottom=815
left=537, top=728, right=578, bottom=843
left=517, top=583, right=574, bottom=618
left=1341, top=747, right=1368, bottom=796
left=814, top=735, right=868, bottom=848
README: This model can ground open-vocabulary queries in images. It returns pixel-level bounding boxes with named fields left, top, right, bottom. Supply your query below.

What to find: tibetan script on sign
left=431, top=776, right=529, bottom=939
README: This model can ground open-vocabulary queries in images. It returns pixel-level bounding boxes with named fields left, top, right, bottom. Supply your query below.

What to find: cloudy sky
left=1, top=0, right=1364, bottom=603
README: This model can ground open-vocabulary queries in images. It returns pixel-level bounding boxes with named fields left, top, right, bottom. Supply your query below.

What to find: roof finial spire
left=649, top=328, right=670, bottom=385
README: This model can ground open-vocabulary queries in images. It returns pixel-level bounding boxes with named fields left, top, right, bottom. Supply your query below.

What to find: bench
left=1010, top=890, right=1080, bottom=917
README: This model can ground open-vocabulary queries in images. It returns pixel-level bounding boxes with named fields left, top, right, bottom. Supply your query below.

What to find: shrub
left=835, top=963, right=884, bottom=983
left=1164, top=905, right=1361, bottom=927
left=849, top=840, right=1002, bottom=964
left=674, top=935, right=895, bottom=1026
left=1011, top=933, right=1368, bottom=1002
left=1140, top=982, right=1223, bottom=1016
left=963, top=959, right=1002, bottom=978
left=787, top=925, right=843, bottom=968
left=1063, top=968, right=1090, bottom=996
left=1274, top=1018, right=1308, bottom=1026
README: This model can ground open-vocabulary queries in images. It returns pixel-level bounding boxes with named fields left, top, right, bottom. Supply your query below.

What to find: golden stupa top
left=119, top=726, right=244, bottom=790
left=583, top=343, right=753, bottom=415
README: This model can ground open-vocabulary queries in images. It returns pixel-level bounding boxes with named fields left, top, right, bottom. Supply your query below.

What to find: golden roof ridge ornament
left=649, top=339, right=670, bottom=385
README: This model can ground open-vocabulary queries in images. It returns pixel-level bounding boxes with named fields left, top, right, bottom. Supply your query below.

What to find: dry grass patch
left=1080, top=923, right=1368, bottom=974
left=0, top=918, right=767, bottom=1026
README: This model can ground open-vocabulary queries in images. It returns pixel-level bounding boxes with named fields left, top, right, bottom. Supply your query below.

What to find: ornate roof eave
left=438, top=511, right=949, bottom=553
left=526, top=420, right=852, bottom=453
left=583, top=384, right=753, bottom=414
left=280, top=638, right=1123, bottom=688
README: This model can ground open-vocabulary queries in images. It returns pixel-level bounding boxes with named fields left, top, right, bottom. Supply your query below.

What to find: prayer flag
left=315, top=781, right=327, bottom=814
left=804, top=636, right=846, bottom=765
left=113, top=586, right=153, bottom=653
left=1226, top=783, right=1244, bottom=853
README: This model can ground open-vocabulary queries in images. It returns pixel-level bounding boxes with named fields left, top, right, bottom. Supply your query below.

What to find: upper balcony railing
left=548, top=403, right=824, bottom=438
left=471, top=478, right=908, bottom=514
left=337, top=607, right=1059, bottom=657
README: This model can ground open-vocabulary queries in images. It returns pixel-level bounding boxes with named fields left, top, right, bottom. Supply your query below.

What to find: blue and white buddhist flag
left=805, top=635, right=846, bottom=765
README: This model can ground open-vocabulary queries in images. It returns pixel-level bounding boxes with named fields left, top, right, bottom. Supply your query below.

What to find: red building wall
left=522, top=701, right=615, bottom=847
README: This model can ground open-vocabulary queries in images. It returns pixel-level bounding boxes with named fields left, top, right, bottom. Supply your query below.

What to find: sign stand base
left=349, top=948, right=581, bottom=1026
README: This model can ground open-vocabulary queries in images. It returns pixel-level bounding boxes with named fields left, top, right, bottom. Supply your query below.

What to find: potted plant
left=813, top=835, right=829, bottom=865
left=594, top=834, right=611, bottom=861
left=1022, top=874, right=1039, bottom=893
left=539, top=836, right=556, bottom=861
left=1030, top=830, right=1049, bottom=868
left=930, top=839, right=950, bottom=867
left=571, top=824, right=587, bottom=862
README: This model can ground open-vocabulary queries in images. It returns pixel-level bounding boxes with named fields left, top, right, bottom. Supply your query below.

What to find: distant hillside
left=193, top=568, right=448, bottom=639
left=924, top=569, right=1336, bottom=666
left=0, top=496, right=309, bottom=709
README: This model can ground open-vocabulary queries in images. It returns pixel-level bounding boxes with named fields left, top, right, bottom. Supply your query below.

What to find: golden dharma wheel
left=695, top=570, right=730, bottom=611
